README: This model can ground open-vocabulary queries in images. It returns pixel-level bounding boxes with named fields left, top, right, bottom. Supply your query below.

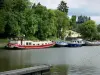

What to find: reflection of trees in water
left=0, top=57, right=10, bottom=72
left=0, top=50, right=32, bottom=72
left=50, top=65, right=68, bottom=75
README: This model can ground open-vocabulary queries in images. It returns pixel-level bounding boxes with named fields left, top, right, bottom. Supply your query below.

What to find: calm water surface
left=0, top=46, right=100, bottom=75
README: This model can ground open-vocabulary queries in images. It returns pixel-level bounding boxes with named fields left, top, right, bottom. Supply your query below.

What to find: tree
left=24, top=9, right=38, bottom=37
left=97, top=24, right=100, bottom=32
left=70, top=15, right=76, bottom=30
left=54, top=10, right=70, bottom=39
left=12, top=0, right=31, bottom=12
left=0, top=0, right=4, bottom=9
left=77, top=15, right=91, bottom=24
left=4, top=12, right=21, bottom=37
left=57, top=1, right=68, bottom=14
left=0, top=9, right=5, bottom=33
left=1, top=0, right=31, bottom=37
left=79, top=20, right=97, bottom=40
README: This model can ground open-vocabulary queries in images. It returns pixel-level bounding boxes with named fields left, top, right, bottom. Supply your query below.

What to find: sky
left=30, top=0, right=100, bottom=24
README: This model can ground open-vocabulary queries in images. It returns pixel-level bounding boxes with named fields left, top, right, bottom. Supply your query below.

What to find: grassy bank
left=0, top=39, right=8, bottom=48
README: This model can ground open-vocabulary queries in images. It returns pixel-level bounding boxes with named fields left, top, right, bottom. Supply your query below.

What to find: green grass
left=0, top=39, right=8, bottom=48
left=0, top=39, right=8, bottom=43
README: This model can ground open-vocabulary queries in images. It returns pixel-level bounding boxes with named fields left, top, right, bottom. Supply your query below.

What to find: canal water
left=0, top=46, right=100, bottom=75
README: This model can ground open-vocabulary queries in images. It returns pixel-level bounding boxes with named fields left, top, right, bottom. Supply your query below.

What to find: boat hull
left=85, top=43, right=100, bottom=46
left=5, top=43, right=55, bottom=49
left=85, top=41, right=100, bottom=46
left=54, top=44, right=67, bottom=47
left=67, top=44, right=82, bottom=47
left=54, top=41, right=68, bottom=47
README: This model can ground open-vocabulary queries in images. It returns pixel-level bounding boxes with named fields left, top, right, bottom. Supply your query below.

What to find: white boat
left=5, top=40, right=55, bottom=49
left=55, top=41, right=68, bottom=47
left=67, top=38, right=85, bottom=47
left=85, top=41, right=100, bottom=46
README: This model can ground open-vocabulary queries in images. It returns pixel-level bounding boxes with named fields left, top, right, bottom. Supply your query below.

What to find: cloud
left=30, top=0, right=62, bottom=9
left=30, top=0, right=100, bottom=24
left=91, top=16, right=100, bottom=24
left=68, top=0, right=100, bottom=13
left=68, top=8, right=100, bottom=16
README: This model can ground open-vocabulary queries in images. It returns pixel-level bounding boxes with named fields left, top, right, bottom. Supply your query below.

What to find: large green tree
left=57, top=1, right=68, bottom=14
left=0, top=9, right=5, bottom=33
left=77, top=15, right=91, bottom=24
left=2, top=0, right=31, bottom=37
left=79, top=20, right=97, bottom=40
left=97, top=24, right=100, bottom=32
left=0, top=0, right=4, bottom=9
left=70, top=15, right=76, bottom=30
left=0, top=0, right=70, bottom=40
left=54, top=10, right=70, bottom=39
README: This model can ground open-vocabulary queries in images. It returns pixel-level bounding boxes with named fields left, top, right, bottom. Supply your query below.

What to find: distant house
left=64, top=30, right=81, bottom=39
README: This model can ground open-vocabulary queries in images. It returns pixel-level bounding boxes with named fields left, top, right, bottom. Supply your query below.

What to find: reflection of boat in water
left=55, top=41, right=68, bottom=47
left=67, top=39, right=85, bottom=47
left=85, top=41, right=100, bottom=46
left=5, top=39, right=55, bottom=49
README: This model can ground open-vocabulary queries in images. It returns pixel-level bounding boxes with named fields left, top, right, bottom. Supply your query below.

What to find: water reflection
left=0, top=46, right=100, bottom=75
left=68, top=66, right=100, bottom=75
left=51, top=65, right=68, bottom=75
left=0, top=50, right=32, bottom=72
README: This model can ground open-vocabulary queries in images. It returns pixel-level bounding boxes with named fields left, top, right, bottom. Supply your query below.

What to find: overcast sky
left=30, top=0, right=100, bottom=24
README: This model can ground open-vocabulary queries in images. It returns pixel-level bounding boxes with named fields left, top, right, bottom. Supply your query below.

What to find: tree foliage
left=97, top=24, right=100, bottom=32
left=70, top=15, right=76, bottom=30
left=0, top=0, right=70, bottom=40
left=78, top=20, right=97, bottom=40
left=0, top=0, right=98, bottom=40
left=77, top=15, right=91, bottom=24
left=57, top=1, right=68, bottom=14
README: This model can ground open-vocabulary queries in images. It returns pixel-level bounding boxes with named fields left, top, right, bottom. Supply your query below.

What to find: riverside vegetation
left=0, top=0, right=100, bottom=41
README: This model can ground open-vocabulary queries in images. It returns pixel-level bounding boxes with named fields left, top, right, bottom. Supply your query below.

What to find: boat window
left=77, top=41, right=79, bottom=43
left=45, top=43, right=47, bottom=44
left=26, top=42, right=28, bottom=45
left=33, top=44, right=35, bottom=45
left=37, top=44, right=39, bottom=45
left=29, top=42, right=31, bottom=45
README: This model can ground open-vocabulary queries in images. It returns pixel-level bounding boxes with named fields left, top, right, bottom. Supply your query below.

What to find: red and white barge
left=5, top=40, right=55, bottom=49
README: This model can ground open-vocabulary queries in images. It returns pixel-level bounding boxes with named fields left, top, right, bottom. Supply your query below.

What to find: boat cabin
left=70, top=38, right=85, bottom=44
left=8, top=40, right=53, bottom=46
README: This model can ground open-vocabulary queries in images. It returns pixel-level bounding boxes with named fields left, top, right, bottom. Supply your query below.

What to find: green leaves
left=0, top=10, right=5, bottom=33
left=79, top=20, right=97, bottom=40
left=57, top=1, right=68, bottom=14
left=0, top=0, right=70, bottom=40
left=70, top=15, right=76, bottom=30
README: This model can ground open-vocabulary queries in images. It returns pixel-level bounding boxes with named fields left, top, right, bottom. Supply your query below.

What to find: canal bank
left=0, top=65, right=51, bottom=75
